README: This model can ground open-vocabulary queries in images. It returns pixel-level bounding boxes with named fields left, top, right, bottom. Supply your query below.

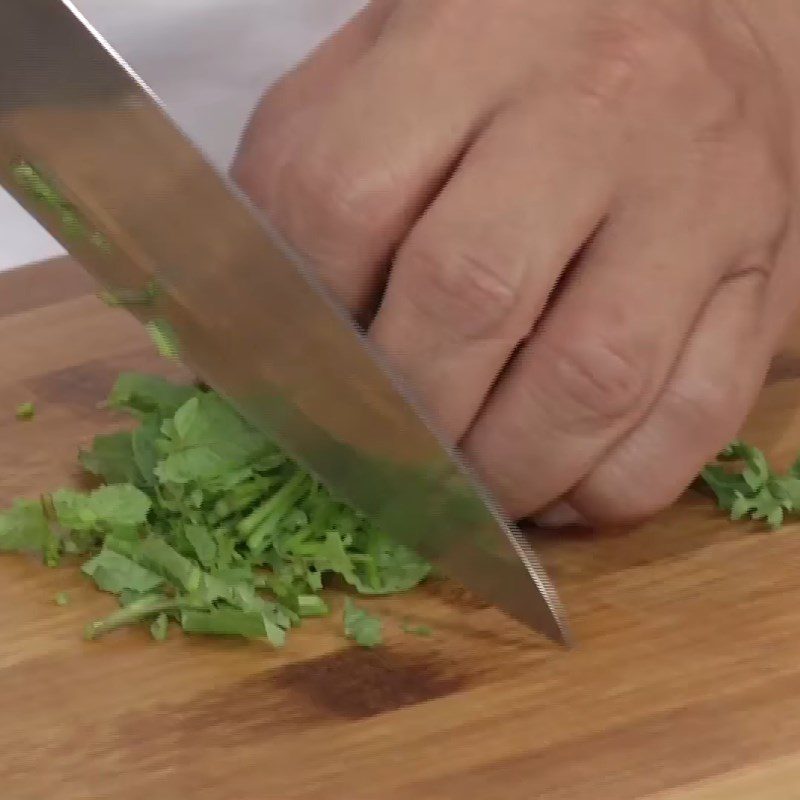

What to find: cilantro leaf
left=185, top=524, right=217, bottom=569
left=343, top=598, right=383, bottom=648
left=154, top=394, right=269, bottom=484
left=107, top=373, right=197, bottom=418
left=53, top=485, right=151, bottom=531
left=0, top=499, right=52, bottom=553
left=82, top=547, right=163, bottom=594
left=701, top=440, right=800, bottom=530
left=79, top=432, right=140, bottom=485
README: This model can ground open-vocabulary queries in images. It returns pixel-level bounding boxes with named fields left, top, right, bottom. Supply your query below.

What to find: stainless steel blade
left=0, top=0, right=569, bottom=643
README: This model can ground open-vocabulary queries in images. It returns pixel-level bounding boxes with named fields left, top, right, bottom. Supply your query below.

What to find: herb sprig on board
left=701, top=440, right=800, bottom=530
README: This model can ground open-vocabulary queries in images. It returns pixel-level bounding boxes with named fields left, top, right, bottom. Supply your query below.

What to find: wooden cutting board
left=4, top=257, right=800, bottom=800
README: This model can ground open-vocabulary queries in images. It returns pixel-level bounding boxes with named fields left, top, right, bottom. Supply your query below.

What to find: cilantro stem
left=239, top=471, right=308, bottom=548
left=84, top=595, right=191, bottom=640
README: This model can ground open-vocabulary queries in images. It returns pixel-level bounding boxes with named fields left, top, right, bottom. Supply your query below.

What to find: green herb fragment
left=701, top=440, right=800, bottom=530
left=0, top=500, right=51, bottom=553
left=54, top=592, right=70, bottom=607
left=82, top=547, right=163, bottom=594
left=1, top=372, right=429, bottom=648
left=343, top=598, right=383, bottom=648
left=84, top=594, right=185, bottom=640
left=401, top=620, right=433, bottom=637
left=181, top=609, right=286, bottom=646
left=99, top=281, right=160, bottom=309
left=150, top=612, right=169, bottom=642
left=15, top=402, right=35, bottom=421
left=12, top=161, right=107, bottom=249
left=145, top=319, right=180, bottom=361
left=297, top=595, right=329, bottom=617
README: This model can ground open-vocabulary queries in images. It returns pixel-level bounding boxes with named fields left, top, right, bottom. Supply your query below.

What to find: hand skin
left=232, top=0, right=800, bottom=526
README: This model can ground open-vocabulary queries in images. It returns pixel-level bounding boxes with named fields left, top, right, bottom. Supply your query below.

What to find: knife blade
left=0, top=0, right=569, bottom=643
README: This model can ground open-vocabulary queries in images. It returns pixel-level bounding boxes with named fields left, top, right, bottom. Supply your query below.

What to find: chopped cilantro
left=401, top=619, right=433, bottom=637
left=99, top=281, right=160, bottom=309
left=181, top=608, right=286, bottom=646
left=15, top=402, right=35, bottom=421
left=150, top=612, right=170, bottom=642
left=145, top=319, right=180, bottom=361
left=81, top=547, right=163, bottom=594
left=12, top=161, right=108, bottom=251
left=54, top=591, right=70, bottom=607
left=343, top=598, right=383, bottom=648
left=0, top=373, right=430, bottom=648
left=701, top=440, right=800, bottom=530
left=297, top=595, right=329, bottom=617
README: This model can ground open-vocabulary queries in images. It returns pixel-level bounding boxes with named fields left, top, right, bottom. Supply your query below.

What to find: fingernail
left=534, top=502, right=587, bottom=528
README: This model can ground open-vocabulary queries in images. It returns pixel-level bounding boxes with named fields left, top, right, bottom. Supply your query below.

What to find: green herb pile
left=1, top=373, right=431, bottom=647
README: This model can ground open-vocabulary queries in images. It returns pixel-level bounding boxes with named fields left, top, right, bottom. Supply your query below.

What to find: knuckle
left=735, top=137, right=793, bottom=249
left=540, top=331, right=652, bottom=427
left=594, top=382, right=745, bottom=524
left=281, top=154, right=391, bottom=245
left=577, top=3, right=748, bottom=137
left=399, top=242, right=528, bottom=341
left=663, top=373, right=744, bottom=443
left=230, top=142, right=278, bottom=211
left=577, top=5, right=692, bottom=107
left=231, top=103, right=299, bottom=212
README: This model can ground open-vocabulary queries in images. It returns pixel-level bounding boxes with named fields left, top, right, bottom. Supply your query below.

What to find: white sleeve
left=0, top=0, right=367, bottom=272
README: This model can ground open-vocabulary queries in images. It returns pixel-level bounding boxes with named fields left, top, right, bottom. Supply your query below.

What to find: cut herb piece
left=54, top=591, right=70, bottom=607
left=15, top=402, right=35, bottom=421
left=0, top=499, right=52, bottom=553
left=150, top=612, right=170, bottom=642
left=401, top=620, right=433, bottom=637
left=107, top=373, right=196, bottom=418
left=343, top=598, right=383, bottom=648
left=145, top=319, right=180, bottom=362
left=99, top=281, right=160, bottom=309
left=1, top=372, right=428, bottom=647
left=84, top=594, right=187, bottom=640
left=297, top=595, right=329, bottom=618
left=180, top=609, right=286, bottom=646
left=82, top=547, right=163, bottom=594
left=79, top=431, right=139, bottom=485
left=701, top=440, right=800, bottom=530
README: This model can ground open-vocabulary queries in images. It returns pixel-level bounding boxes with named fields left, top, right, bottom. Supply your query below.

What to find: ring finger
left=464, top=184, right=738, bottom=519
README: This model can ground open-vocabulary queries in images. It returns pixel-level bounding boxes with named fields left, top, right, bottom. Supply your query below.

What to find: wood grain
left=3, top=258, right=800, bottom=800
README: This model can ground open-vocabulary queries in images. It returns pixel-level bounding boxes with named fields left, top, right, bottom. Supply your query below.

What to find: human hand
left=233, top=0, right=800, bottom=525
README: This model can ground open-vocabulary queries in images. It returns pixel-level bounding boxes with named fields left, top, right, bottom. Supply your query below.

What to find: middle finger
left=370, top=95, right=617, bottom=439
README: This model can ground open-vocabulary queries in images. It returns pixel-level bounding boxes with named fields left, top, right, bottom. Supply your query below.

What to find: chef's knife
left=0, top=0, right=569, bottom=643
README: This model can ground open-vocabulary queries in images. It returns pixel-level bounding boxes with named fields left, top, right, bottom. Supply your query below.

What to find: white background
left=0, top=0, right=364, bottom=272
